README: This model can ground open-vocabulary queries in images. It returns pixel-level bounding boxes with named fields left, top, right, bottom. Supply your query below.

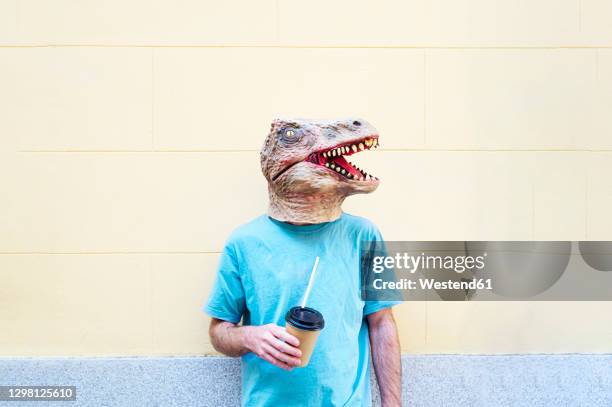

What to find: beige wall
left=1, top=1, right=612, bottom=356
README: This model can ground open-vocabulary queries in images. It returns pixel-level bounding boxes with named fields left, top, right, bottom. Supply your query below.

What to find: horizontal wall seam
left=0, top=251, right=222, bottom=255
left=1, top=44, right=612, bottom=50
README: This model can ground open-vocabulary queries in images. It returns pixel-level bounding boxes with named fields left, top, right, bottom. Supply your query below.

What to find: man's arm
left=209, top=318, right=302, bottom=371
left=367, top=308, right=401, bottom=407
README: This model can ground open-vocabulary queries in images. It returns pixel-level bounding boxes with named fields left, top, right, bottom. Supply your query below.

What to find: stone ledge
left=0, top=354, right=610, bottom=406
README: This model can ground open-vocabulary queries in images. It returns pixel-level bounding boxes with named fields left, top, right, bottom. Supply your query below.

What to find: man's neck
left=267, top=189, right=345, bottom=225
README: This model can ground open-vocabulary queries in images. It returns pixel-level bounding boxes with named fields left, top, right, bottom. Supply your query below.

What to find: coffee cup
left=285, top=306, right=325, bottom=367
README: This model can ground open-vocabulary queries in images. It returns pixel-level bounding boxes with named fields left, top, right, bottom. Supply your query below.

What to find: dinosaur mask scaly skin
left=261, top=118, right=380, bottom=224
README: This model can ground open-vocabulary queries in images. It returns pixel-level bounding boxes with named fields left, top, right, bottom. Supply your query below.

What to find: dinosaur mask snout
left=263, top=118, right=381, bottom=186
left=303, top=135, right=379, bottom=182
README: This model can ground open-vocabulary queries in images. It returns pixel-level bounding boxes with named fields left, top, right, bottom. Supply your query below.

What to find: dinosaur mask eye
left=279, top=128, right=301, bottom=144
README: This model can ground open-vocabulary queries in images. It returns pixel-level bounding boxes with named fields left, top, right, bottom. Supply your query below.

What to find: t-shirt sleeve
left=203, top=242, right=246, bottom=324
left=363, top=298, right=401, bottom=316
left=362, top=222, right=402, bottom=317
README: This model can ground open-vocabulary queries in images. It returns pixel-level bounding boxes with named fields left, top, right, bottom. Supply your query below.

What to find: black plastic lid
left=285, top=306, right=325, bottom=331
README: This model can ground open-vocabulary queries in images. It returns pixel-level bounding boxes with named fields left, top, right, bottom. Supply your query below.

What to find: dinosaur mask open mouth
left=305, top=136, right=379, bottom=181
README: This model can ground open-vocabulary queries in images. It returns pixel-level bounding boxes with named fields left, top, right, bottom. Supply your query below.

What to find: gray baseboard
left=0, top=354, right=610, bottom=406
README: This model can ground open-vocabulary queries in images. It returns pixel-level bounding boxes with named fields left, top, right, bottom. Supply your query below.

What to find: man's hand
left=243, top=324, right=302, bottom=370
left=209, top=318, right=301, bottom=371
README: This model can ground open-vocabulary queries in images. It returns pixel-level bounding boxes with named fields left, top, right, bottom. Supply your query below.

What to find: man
left=204, top=118, right=401, bottom=406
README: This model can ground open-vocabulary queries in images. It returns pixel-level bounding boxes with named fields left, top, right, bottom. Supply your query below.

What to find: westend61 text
left=372, top=278, right=493, bottom=291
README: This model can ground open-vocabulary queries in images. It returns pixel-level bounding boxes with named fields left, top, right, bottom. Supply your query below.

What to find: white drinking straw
left=300, top=256, right=320, bottom=308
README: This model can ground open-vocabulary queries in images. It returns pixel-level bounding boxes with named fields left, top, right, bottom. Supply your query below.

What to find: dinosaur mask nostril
left=353, top=121, right=361, bottom=126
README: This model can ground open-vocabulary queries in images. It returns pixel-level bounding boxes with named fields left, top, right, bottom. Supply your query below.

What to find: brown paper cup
left=285, top=306, right=325, bottom=367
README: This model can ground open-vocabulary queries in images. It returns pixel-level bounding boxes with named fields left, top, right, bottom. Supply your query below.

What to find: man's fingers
left=270, top=337, right=302, bottom=358
left=271, top=326, right=300, bottom=347
left=262, top=344, right=301, bottom=367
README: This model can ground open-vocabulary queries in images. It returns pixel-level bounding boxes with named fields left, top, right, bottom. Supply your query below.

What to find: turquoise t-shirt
left=204, top=212, right=399, bottom=407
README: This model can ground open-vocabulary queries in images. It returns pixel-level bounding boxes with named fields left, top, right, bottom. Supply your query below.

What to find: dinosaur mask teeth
left=306, top=136, right=379, bottom=182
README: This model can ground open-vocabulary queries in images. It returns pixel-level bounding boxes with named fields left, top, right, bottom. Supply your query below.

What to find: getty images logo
left=371, top=252, right=487, bottom=274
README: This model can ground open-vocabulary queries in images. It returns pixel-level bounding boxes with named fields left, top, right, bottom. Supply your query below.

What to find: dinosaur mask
left=261, top=118, right=380, bottom=224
